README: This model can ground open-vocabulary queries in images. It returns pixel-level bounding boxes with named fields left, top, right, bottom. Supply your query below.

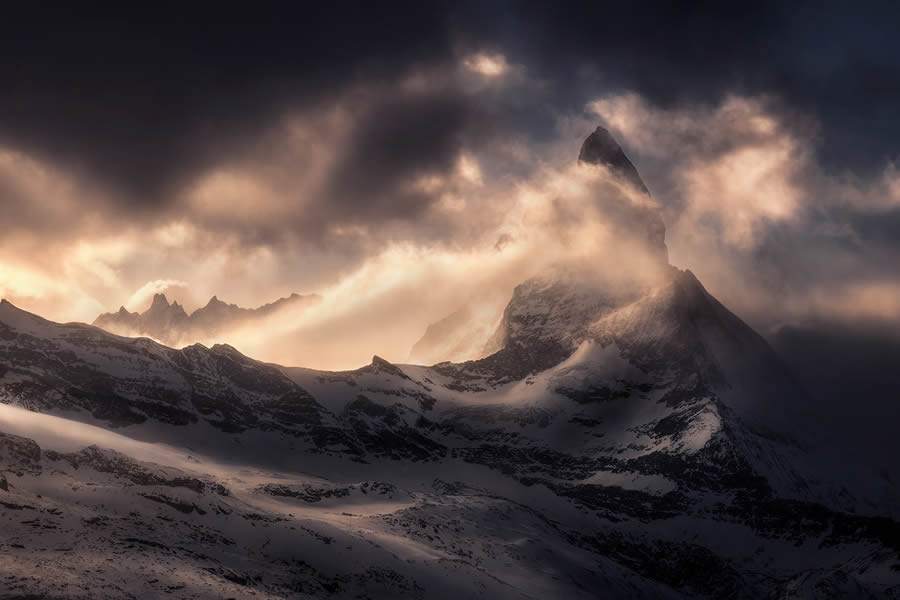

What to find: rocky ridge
left=1, top=127, right=898, bottom=598
left=93, top=291, right=319, bottom=346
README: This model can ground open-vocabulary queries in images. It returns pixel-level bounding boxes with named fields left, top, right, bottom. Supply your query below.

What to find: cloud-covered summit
left=2, top=5, right=900, bottom=477
left=579, top=126, right=649, bottom=195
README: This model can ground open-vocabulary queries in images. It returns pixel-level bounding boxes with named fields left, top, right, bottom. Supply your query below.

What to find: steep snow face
left=92, top=291, right=319, bottom=346
left=438, top=261, right=674, bottom=386
left=3, top=286, right=900, bottom=597
left=491, top=273, right=652, bottom=353
left=2, top=126, right=899, bottom=597
left=587, top=269, right=810, bottom=428
left=1, top=359, right=899, bottom=599
left=2, top=269, right=893, bottom=511
left=403, top=126, right=670, bottom=368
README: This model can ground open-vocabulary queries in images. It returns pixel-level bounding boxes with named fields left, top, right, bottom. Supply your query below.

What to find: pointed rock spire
left=149, top=293, right=170, bottom=311
left=578, top=125, right=649, bottom=194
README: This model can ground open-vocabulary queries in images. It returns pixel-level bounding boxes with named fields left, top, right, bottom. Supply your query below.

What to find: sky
left=2, top=4, right=900, bottom=452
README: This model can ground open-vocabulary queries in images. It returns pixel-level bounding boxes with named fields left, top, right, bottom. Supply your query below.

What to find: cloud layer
left=2, top=9, right=900, bottom=381
left=584, top=93, right=900, bottom=334
left=4, top=74, right=900, bottom=369
left=3, top=5, right=900, bottom=491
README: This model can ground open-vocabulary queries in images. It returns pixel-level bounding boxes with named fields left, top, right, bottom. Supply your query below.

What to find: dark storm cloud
left=848, top=207, right=900, bottom=253
left=5, top=1, right=900, bottom=211
left=2, top=3, right=900, bottom=437
left=459, top=1, right=900, bottom=173
left=320, top=88, right=470, bottom=222
left=0, top=4, right=456, bottom=209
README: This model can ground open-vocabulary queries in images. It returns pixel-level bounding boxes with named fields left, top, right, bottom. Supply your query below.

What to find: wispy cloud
left=589, top=93, right=900, bottom=332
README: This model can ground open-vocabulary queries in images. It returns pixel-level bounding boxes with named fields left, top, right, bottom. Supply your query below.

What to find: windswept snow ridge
left=1, top=128, right=899, bottom=598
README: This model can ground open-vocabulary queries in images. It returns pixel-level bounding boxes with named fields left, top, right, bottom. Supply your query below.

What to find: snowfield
left=1, top=128, right=898, bottom=598
left=2, top=267, right=899, bottom=599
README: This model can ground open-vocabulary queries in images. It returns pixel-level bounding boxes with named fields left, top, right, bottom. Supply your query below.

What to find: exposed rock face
left=0, top=127, right=898, bottom=598
left=2, top=278, right=898, bottom=597
left=578, top=127, right=669, bottom=263
left=407, top=127, right=669, bottom=366
left=93, top=291, right=319, bottom=346
left=579, top=125, right=649, bottom=194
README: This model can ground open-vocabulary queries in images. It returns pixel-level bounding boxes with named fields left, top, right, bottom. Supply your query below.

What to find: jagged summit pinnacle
left=578, top=125, right=649, bottom=194
left=149, top=293, right=170, bottom=310
left=93, top=290, right=319, bottom=345
left=576, top=125, right=668, bottom=263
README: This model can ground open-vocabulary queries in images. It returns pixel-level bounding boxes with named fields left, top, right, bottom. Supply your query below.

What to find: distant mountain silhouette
left=93, top=292, right=319, bottom=345
left=0, top=127, right=896, bottom=598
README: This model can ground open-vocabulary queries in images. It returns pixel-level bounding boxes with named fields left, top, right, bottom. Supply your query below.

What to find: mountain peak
left=371, top=355, right=393, bottom=367
left=578, top=125, right=648, bottom=194
left=579, top=125, right=667, bottom=262
left=93, top=290, right=318, bottom=346
left=149, top=293, right=170, bottom=310
left=365, top=355, right=410, bottom=380
left=140, top=292, right=188, bottom=328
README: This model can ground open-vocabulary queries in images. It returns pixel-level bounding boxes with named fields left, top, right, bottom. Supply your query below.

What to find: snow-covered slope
left=1, top=127, right=899, bottom=598
left=2, top=272, right=899, bottom=598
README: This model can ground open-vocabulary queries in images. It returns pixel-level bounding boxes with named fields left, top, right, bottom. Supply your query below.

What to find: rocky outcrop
left=579, top=125, right=649, bottom=194
left=1, top=127, right=898, bottom=598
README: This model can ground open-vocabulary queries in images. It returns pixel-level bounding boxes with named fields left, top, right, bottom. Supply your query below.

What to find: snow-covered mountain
left=93, top=292, right=319, bottom=346
left=1, top=129, right=898, bottom=598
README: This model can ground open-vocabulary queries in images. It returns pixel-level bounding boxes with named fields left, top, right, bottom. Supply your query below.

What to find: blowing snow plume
left=4, top=11, right=900, bottom=597
left=88, top=127, right=672, bottom=370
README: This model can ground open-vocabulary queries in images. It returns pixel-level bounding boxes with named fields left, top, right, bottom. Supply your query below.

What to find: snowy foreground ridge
left=1, top=269, right=899, bottom=599
left=1, top=129, right=899, bottom=599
